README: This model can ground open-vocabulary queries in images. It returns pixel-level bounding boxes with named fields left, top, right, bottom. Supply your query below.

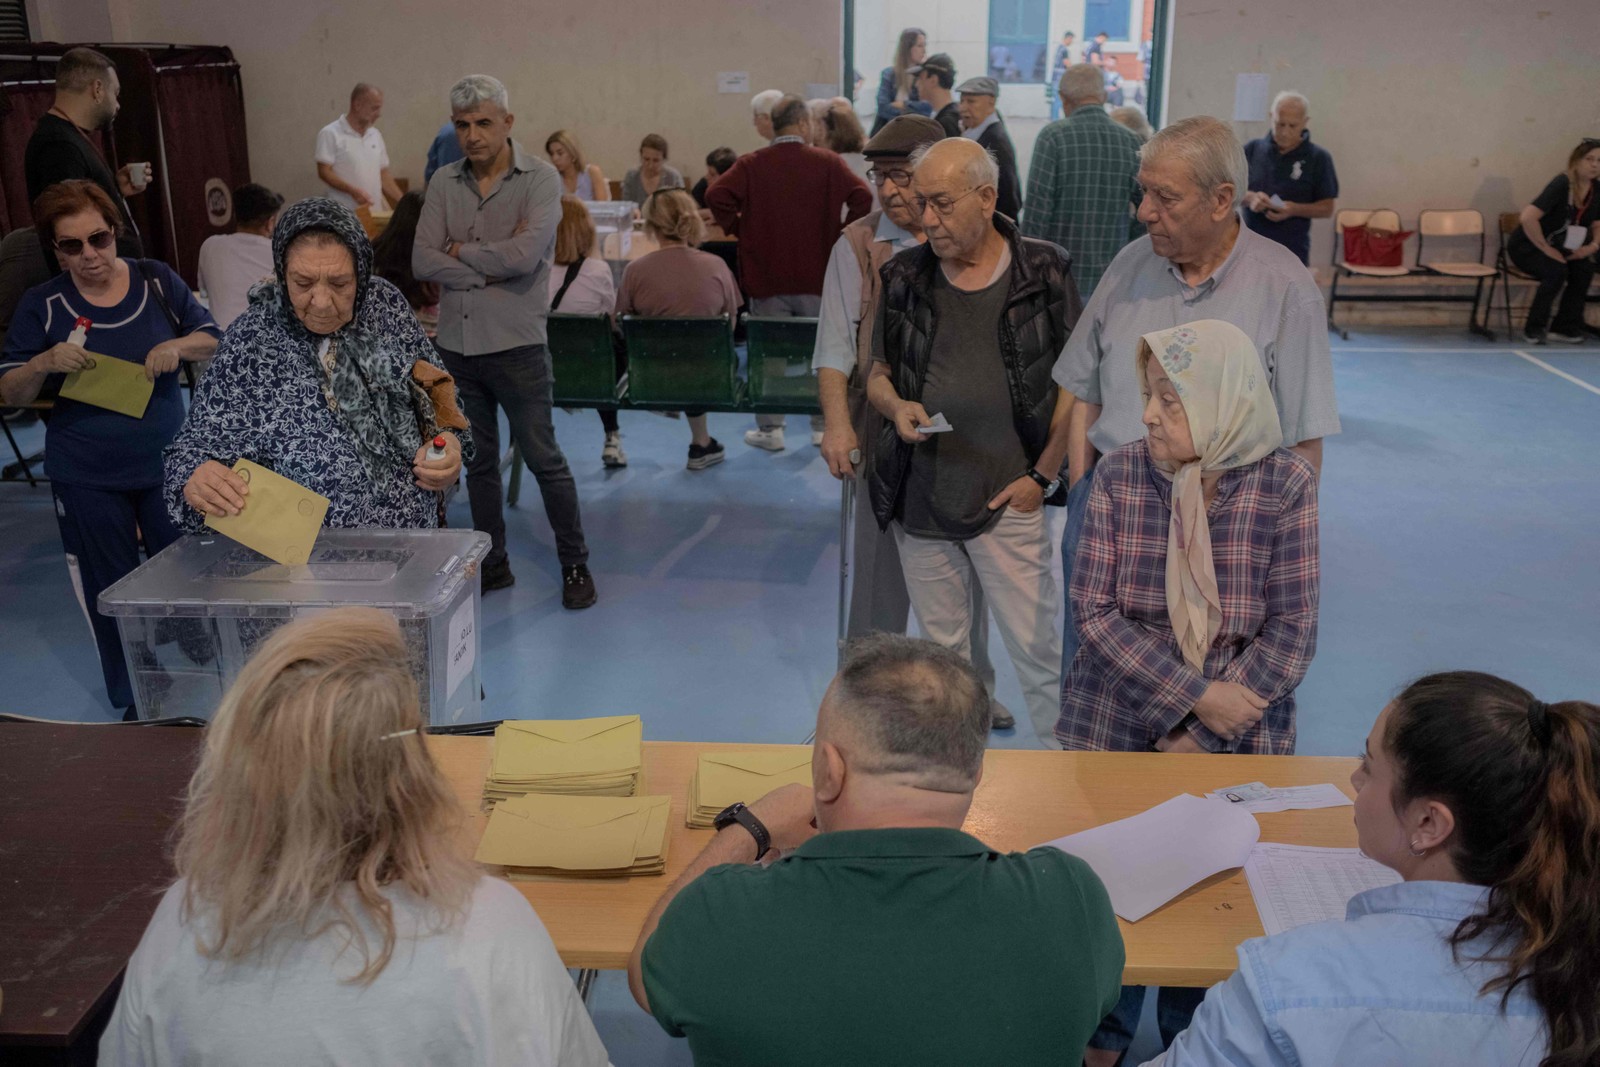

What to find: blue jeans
left=442, top=344, right=589, bottom=569
left=1056, top=469, right=1095, bottom=719
left=1091, top=985, right=1208, bottom=1058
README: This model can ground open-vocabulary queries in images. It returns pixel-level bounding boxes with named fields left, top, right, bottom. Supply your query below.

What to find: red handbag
left=1342, top=215, right=1412, bottom=268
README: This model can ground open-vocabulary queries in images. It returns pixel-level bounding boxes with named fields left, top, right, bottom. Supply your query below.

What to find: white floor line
left=1334, top=346, right=1523, bottom=354
left=646, top=513, right=723, bottom=580
left=1512, top=350, right=1600, bottom=397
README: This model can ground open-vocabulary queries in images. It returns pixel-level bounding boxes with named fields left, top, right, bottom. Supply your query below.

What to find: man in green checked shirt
left=1022, top=64, right=1143, bottom=303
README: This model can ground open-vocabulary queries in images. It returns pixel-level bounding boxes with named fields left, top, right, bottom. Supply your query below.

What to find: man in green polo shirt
left=627, top=634, right=1124, bottom=1065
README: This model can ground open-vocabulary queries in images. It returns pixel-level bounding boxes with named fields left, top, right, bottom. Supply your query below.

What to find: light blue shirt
left=811, top=212, right=921, bottom=376
left=1146, top=881, right=1547, bottom=1067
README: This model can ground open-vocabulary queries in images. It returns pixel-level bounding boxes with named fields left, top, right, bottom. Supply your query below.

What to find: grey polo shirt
left=1052, top=220, right=1340, bottom=454
left=414, top=140, right=561, bottom=355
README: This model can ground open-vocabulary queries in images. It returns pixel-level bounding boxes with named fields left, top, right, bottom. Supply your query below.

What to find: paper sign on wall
left=716, top=72, right=750, bottom=94
left=1232, top=73, right=1270, bottom=122
left=446, top=599, right=476, bottom=697
left=805, top=82, right=838, bottom=102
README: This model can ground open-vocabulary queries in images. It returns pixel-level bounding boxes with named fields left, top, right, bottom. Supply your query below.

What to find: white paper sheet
left=1245, top=843, right=1401, bottom=936
left=1042, top=794, right=1260, bottom=922
left=1204, top=782, right=1353, bottom=814
left=1232, top=73, right=1271, bottom=122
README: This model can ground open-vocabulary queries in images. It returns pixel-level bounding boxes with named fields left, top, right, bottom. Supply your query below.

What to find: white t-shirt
left=195, top=232, right=273, bottom=328
left=100, top=877, right=611, bottom=1067
left=315, top=114, right=390, bottom=211
left=547, top=256, right=616, bottom=316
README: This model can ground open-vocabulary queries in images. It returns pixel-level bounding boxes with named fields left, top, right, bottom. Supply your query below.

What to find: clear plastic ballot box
left=98, top=529, right=491, bottom=723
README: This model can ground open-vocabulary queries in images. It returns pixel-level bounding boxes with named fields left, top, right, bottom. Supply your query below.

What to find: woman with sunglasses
left=1, top=179, right=218, bottom=718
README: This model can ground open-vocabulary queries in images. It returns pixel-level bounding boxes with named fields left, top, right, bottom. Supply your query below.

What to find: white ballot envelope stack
left=1042, top=794, right=1261, bottom=921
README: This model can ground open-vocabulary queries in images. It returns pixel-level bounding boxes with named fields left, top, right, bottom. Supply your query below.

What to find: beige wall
left=79, top=0, right=840, bottom=203
left=1164, top=0, right=1600, bottom=268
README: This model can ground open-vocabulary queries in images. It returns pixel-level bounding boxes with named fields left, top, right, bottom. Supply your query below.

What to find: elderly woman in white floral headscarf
left=1059, top=318, right=1321, bottom=756
left=1060, top=318, right=1323, bottom=1063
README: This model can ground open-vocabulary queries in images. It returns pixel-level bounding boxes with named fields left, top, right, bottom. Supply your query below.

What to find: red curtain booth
left=0, top=44, right=250, bottom=287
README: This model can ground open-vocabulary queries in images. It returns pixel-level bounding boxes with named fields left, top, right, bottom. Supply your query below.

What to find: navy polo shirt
left=2, top=259, right=218, bottom=489
left=1243, top=131, right=1339, bottom=264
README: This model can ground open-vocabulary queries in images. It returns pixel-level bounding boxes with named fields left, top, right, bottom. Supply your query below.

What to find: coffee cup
left=127, top=162, right=151, bottom=191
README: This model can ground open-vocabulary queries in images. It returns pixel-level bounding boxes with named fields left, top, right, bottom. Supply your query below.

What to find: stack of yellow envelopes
left=474, top=793, right=671, bottom=879
left=483, top=715, right=643, bottom=807
left=687, top=749, right=813, bottom=828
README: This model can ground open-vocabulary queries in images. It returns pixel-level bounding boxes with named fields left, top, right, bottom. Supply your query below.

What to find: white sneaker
left=1547, top=330, right=1585, bottom=345
left=1522, top=330, right=1546, bottom=346
left=810, top=430, right=825, bottom=446
left=744, top=427, right=785, bottom=452
left=602, top=432, right=627, bottom=468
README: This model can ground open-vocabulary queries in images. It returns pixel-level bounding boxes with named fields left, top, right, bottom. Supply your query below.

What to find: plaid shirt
left=1057, top=442, right=1320, bottom=754
left=1021, top=105, right=1143, bottom=302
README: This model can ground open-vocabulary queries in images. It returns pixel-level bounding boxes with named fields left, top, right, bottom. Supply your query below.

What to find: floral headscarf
left=1137, top=320, right=1283, bottom=671
left=249, top=197, right=434, bottom=485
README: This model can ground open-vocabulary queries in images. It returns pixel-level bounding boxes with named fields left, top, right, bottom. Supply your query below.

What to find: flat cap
left=906, top=53, right=956, bottom=79
left=955, top=76, right=999, bottom=97
left=862, top=114, right=946, bottom=158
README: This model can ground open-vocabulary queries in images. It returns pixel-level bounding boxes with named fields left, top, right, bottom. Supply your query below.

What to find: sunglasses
left=54, top=229, right=115, bottom=257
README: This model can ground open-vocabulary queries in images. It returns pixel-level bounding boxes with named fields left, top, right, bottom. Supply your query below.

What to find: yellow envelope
left=204, top=460, right=330, bottom=566
left=492, top=715, right=643, bottom=779
left=59, top=351, right=153, bottom=419
left=474, top=794, right=669, bottom=871
left=697, top=749, right=813, bottom=808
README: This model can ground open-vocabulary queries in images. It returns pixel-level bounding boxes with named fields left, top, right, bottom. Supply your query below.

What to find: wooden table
left=0, top=723, right=201, bottom=1063
left=430, top=738, right=1358, bottom=986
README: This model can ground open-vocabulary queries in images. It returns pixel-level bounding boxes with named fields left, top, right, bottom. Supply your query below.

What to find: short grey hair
left=909, top=140, right=1000, bottom=192
left=1058, top=63, right=1106, bottom=105
left=1271, top=90, right=1309, bottom=119
left=751, top=89, right=784, bottom=117
left=450, top=74, right=509, bottom=114
left=1141, top=115, right=1248, bottom=208
left=1109, top=105, right=1154, bottom=142
left=829, top=634, right=988, bottom=791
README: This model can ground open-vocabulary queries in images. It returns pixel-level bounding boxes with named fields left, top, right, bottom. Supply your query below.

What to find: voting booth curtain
left=0, top=43, right=251, bottom=287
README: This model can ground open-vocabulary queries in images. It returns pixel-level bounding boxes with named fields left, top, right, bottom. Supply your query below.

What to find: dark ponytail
left=1387, top=671, right=1600, bottom=1067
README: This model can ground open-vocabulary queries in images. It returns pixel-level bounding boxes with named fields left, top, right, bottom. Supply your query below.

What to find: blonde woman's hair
left=544, top=128, right=588, bottom=173
left=173, top=607, right=477, bottom=985
left=642, top=188, right=704, bottom=247
left=553, top=195, right=597, bottom=265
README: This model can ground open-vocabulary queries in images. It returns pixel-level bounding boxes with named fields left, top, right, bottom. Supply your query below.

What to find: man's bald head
left=912, top=137, right=997, bottom=190
left=819, top=634, right=989, bottom=794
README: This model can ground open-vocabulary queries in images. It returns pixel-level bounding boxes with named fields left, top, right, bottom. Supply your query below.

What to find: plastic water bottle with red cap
left=425, top=435, right=448, bottom=461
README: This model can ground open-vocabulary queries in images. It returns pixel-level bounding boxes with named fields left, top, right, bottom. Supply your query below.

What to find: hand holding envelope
left=688, top=748, right=813, bottom=828
left=59, top=351, right=154, bottom=419
left=204, top=460, right=330, bottom=566
left=483, top=715, right=644, bottom=806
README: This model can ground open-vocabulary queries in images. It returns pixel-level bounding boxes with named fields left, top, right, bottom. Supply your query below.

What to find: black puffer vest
left=868, top=213, right=1082, bottom=530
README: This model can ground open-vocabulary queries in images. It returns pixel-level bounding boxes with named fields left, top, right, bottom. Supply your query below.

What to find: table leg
left=575, top=967, right=598, bottom=1003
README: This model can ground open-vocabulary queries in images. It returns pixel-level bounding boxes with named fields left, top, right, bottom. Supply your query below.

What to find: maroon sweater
left=706, top=140, right=873, bottom=299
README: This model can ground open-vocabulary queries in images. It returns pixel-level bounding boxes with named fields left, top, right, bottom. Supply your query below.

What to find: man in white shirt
left=196, top=183, right=281, bottom=329
left=315, top=83, right=403, bottom=211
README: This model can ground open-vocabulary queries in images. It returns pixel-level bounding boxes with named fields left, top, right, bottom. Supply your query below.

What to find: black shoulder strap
left=135, top=259, right=198, bottom=389
left=135, top=259, right=182, bottom=336
left=550, top=259, right=584, bottom=311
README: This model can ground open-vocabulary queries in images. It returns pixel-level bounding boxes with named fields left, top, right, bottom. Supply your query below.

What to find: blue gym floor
left=3, top=328, right=1597, bottom=1064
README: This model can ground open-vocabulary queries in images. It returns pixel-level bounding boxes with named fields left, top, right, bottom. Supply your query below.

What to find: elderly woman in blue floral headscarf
left=165, top=198, right=472, bottom=529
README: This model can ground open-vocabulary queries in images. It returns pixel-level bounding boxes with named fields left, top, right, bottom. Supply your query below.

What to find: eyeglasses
left=866, top=166, right=913, bottom=188
left=53, top=230, right=115, bottom=257
left=913, top=188, right=983, bottom=218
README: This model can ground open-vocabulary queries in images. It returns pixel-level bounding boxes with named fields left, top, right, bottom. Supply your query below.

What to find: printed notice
left=446, top=599, right=476, bottom=697
left=716, top=72, right=750, bottom=94
left=1232, top=73, right=1270, bottom=122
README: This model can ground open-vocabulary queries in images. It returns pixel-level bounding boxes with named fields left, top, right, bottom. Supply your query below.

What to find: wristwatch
left=1024, top=467, right=1060, bottom=496
left=713, top=802, right=771, bottom=861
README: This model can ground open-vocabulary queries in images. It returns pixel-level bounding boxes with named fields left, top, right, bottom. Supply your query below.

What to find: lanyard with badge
left=1563, top=181, right=1593, bottom=252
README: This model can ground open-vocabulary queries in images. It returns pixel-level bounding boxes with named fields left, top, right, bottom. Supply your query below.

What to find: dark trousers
left=441, top=344, right=589, bottom=568
left=1090, top=985, right=1208, bottom=1059
left=52, top=480, right=180, bottom=709
left=1509, top=243, right=1597, bottom=335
